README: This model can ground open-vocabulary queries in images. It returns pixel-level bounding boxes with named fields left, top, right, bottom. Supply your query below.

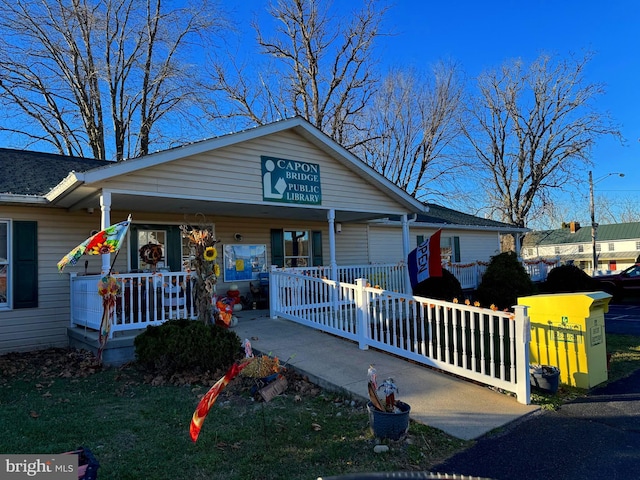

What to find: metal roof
left=523, top=222, right=640, bottom=247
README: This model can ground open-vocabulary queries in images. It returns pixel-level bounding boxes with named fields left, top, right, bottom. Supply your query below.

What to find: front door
left=129, top=224, right=183, bottom=272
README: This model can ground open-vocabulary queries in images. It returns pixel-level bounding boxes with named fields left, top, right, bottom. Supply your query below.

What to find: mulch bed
left=0, top=347, right=324, bottom=402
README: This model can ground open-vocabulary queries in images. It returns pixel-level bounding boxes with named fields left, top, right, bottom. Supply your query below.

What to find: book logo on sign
left=262, top=156, right=322, bottom=205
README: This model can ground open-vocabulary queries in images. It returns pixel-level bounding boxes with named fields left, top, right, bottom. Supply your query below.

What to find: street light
left=589, top=170, right=625, bottom=275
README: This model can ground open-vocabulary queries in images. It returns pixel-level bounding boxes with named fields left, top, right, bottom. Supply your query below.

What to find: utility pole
left=589, top=171, right=597, bottom=274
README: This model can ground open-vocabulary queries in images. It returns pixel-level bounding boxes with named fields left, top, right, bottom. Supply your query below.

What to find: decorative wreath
left=139, top=243, right=164, bottom=265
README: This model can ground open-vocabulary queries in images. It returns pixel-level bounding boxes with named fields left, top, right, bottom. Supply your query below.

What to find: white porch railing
left=446, top=263, right=488, bottom=290
left=269, top=269, right=531, bottom=404
left=70, top=272, right=196, bottom=337
left=283, top=263, right=406, bottom=292
left=523, top=258, right=560, bottom=282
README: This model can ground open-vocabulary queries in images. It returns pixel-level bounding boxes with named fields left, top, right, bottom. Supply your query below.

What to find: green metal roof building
left=522, top=221, right=640, bottom=274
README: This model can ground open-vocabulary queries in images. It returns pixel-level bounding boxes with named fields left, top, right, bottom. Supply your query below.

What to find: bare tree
left=355, top=62, right=465, bottom=201
left=617, top=197, right=640, bottom=223
left=0, top=0, right=225, bottom=160
left=462, top=52, right=621, bottom=228
left=210, top=0, right=386, bottom=149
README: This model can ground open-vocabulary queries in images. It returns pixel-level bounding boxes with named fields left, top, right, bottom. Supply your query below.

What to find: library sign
left=261, top=156, right=322, bottom=205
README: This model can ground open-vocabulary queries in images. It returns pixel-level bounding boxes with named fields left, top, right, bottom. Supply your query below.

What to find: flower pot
left=367, top=401, right=411, bottom=440
left=530, top=365, right=560, bottom=394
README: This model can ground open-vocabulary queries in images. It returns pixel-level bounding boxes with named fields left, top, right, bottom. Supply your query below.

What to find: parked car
left=592, top=264, right=640, bottom=301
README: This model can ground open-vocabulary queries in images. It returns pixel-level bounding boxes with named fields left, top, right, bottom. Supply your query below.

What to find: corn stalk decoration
left=180, top=220, right=220, bottom=324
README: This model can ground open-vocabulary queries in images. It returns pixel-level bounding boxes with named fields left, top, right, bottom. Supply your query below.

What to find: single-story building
left=0, top=116, right=526, bottom=356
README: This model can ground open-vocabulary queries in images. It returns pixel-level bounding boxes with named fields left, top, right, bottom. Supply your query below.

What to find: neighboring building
left=0, top=116, right=525, bottom=355
left=522, top=221, right=640, bottom=274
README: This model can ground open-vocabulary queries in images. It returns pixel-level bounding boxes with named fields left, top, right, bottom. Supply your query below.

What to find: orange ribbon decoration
left=189, top=358, right=254, bottom=442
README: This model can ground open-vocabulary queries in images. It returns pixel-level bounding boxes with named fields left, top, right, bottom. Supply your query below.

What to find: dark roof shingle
left=0, top=148, right=111, bottom=196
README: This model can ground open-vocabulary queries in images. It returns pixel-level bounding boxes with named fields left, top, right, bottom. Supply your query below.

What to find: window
left=636, top=241, right=640, bottom=250
left=284, top=230, right=309, bottom=267
left=554, top=246, right=560, bottom=255
left=441, top=237, right=452, bottom=262
left=596, top=244, right=601, bottom=252
left=527, top=248, right=533, bottom=256
left=441, top=236, right=460, bottom=263
left=271, top=229, right=322, bottom=268
left=608, top=243, right=615, bottom=252
left=137, top=229, right=167, bottom=271
left=578, top=245, right=584, bottom=253
left=181, top=225, right=214, bottom=271
left=0, top=221, right=7, bottom=307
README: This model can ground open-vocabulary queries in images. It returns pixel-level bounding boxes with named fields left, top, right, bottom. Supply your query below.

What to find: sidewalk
left=232, top=311, right=539, bottom=441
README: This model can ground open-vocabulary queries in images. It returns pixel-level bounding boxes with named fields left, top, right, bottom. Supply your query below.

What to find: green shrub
left=541, top=264, right=598, bottom=293
left=476, top=251, right=535, bottom=310
left=134, top=319, right=242, bottom=375
left=412, top=268, right=464, bottom=301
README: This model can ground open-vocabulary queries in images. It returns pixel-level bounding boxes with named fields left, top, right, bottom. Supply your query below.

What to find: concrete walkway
left=232, top=310, right=539, bottom=441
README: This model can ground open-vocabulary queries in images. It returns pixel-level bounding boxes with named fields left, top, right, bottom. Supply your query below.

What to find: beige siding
left=368, top=226, right=405, bottom=264
left=368, top=226, right=502, bottom=265
left=447, top=230, right=501, bottom=263
left=335, top=224, right=370, bottom=264
left=99, top=130, right=406, bottom=215
left=0, top=207, right=340, bottom=354
left=0, top=207, right=112, bottom=354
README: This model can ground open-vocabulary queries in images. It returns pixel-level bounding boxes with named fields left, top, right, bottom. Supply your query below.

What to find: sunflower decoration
left=204, top=246, right=218, bottom=262
left=88, top=231, right=120, bottom=255
left=180, top=218, right=220, bottom=324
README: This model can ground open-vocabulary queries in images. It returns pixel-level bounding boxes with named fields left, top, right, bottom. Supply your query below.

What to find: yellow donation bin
left=518, top=292, right=611, bottom=389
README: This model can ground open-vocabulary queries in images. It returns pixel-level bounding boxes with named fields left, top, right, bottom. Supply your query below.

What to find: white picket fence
left=269, top=269, right=531, bottom=404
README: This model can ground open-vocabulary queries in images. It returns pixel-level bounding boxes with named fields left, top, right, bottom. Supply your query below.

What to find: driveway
left=432, top=368, right=640, bottom=480
left=606, top=301, right=640, bottom=335
left=431, top=301, right=640, bottom=480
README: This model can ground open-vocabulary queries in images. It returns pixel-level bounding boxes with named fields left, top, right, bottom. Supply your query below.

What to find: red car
left=593, top=264, right=640, bottom=301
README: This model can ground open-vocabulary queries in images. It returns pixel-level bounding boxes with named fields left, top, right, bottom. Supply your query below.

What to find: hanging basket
left=367, top=401, right=411, bottom=440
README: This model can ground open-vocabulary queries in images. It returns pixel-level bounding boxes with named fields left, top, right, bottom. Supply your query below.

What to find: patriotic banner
left=408, top=229, right=443, bottom=289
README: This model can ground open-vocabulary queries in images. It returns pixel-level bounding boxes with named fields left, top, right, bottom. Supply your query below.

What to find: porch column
left=100, top=190, right=112, bottom=275
left=327, top=209, right=337, bottom=281
left=515, top=232, right=523, bottom=259
left=401, top=214, right=411, bottom=294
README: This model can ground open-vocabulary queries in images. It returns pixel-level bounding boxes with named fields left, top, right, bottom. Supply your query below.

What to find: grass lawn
left=1, top=333, right=638, bottom=479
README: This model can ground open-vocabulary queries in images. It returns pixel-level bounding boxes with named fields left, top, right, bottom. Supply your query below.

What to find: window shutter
left=270, top=229, right=284, bottom=267
left=453, top=236, right=461, bottom=263
left=129, top=224, right=140, bottom=269
left=416, top=235, right=424, bottom=246
left=13, top=221, right=38, bottom=309
left=166, top=226, right=182, bottom=272
left=311, top=231, right=323, bottom=266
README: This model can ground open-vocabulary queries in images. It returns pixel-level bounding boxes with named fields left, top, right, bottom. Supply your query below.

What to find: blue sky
left=376, top=0, right=639, bottom=203
left=231, top=0, right=639, bottom=223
